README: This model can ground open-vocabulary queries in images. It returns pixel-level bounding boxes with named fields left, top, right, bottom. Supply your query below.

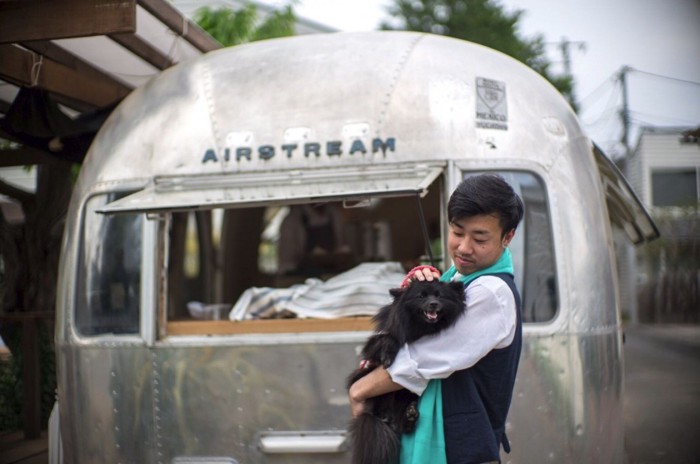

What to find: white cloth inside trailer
left=228, top=262, right=407, bottom=320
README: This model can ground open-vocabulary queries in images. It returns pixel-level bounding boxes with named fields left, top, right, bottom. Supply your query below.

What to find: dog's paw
left=380, top=346, right=400, bottom=368
left=403, top=401, right=420, bottom=433
left=379, top=351, right=397, bottom=369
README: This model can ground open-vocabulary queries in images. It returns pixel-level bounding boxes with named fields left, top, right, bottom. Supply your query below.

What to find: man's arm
left=348, top=366, right=403, bottom=418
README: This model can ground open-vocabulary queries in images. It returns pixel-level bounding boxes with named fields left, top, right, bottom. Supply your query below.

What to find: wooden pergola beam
left=0, top=128, right=60, bottom=167
left=0, top=44, right=126, bottom=108
left=21, top=40, right=133, bottom=95
left=0, top=0, right=136, bottom=44
left=0, top=146, right=59, bottom=167
left=139, top=0, right=221, bottom=53
left=109, top=32, right=174, bottom=70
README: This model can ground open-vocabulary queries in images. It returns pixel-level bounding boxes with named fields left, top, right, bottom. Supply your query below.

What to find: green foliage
left=0, top=323, right=56, bottom=432
left=0, top=257, right=4, bottom=312
left=38, top=324, right=56, bottom=426
left=195, top=2, right=297, bottom=47
left=0, top=352, right=22, bottom=431
left=382, top=0, right=575, bottom=106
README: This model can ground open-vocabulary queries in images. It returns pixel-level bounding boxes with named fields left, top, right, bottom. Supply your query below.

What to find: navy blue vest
left=441, top=273, right=522, bottom=463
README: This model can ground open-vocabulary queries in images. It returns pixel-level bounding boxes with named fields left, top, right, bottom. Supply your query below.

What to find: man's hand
left=401, top=265, right=441, bottom=288
left=347, top=367, right=403, bottom=418
left=348, top=386, right=365, bottom=418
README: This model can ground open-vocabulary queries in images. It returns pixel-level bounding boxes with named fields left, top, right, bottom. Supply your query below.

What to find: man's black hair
left=447, top=174, right=524, bottom=237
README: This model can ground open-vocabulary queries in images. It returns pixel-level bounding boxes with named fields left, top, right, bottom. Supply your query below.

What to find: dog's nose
left=429, top=301, right=440, bottom=310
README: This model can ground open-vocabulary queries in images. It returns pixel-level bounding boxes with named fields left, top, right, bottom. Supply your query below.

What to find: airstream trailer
left=52, top=31, right=658, bottom=463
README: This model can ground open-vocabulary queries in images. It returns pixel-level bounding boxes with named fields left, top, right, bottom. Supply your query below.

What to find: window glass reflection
left=76, top=193, right=142, bottom=335
left=463, top=171, right=558, bottom=322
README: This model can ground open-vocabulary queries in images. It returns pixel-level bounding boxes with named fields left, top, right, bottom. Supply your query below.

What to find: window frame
left=76, top=166, right=560, bottom=341
left=73, top=189, right=154, bottom=343
left=153, top=189, right=445, bottom=338
left=454, top=167, right=560, bottom=326
left=650, top=167, right=699, bottom=208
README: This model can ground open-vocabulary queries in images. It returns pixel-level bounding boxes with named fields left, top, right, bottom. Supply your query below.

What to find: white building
left=621, top=125, right=700, bottom=322
left=626, top=126, right=700, bottom=210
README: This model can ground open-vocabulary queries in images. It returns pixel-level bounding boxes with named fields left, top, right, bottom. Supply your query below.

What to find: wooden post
left=0, top=311, right=54, bottom=439
left=22, top=316, right=41, bottom=439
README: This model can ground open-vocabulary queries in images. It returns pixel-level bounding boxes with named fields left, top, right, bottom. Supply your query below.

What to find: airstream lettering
left=53, top=32, right=658, bottom=463
left=201, top=137, right=396, bottom=163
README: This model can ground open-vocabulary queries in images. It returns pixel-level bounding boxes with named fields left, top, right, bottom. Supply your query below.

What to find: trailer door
left=593, top=144, right=659, bottom=244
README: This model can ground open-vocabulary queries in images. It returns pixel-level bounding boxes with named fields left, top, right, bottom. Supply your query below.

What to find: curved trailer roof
left=82, top=31, right=657, bottom=243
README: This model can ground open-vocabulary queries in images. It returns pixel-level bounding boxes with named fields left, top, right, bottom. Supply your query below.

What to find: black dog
left=347, top=279, right=466, bottom=464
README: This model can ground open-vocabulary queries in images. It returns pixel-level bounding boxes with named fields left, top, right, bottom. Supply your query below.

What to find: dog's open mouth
left=423, top=310, right=439, bottom=322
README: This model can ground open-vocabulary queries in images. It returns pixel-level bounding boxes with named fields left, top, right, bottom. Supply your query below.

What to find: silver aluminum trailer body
left=53, top=32, right=657, bottom=463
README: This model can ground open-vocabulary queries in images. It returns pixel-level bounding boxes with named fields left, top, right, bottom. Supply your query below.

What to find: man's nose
left=457, top=237, right=472, bottom=254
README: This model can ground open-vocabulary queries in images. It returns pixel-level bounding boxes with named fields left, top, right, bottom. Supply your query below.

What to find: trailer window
left=463, top=171, right=558, bottom=323
left=75, top=193, right=142, bottom=336
left=163, top=187, right=443, bottom=330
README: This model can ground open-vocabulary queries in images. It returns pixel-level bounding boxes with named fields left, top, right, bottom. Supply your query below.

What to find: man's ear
left=502, top=229, right=515, bottom=247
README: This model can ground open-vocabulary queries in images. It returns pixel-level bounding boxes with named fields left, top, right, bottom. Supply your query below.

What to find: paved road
left=623, top=324, right=700, bottom=464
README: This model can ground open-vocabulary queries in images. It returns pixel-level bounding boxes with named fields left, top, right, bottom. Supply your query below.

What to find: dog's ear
left=389, top=287, right=405, bottom=298
left=448, top=280, right=465, bottom=295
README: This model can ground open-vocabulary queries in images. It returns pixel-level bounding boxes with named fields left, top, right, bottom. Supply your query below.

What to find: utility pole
left=556, top=37, right=586, bottom=111
left=619, top=65, right=632, bottom=157
left=617, top=65, right=638, bottom=324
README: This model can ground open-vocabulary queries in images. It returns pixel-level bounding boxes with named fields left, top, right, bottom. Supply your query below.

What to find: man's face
left=447, top=214, right=514, bottom=275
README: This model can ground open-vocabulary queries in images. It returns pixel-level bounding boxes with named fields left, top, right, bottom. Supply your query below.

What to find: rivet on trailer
left=52, top=31, right=658, bottom=463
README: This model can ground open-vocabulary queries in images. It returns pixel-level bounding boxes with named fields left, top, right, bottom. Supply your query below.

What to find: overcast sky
left=262, top=0, right=700, bottom=156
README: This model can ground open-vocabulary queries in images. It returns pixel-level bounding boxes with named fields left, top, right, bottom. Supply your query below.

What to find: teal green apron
left=399, top=249, right=514, bottom=463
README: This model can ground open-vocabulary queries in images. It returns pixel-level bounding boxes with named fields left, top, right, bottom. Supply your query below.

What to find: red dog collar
left=359, top=359, right=375, bottom=370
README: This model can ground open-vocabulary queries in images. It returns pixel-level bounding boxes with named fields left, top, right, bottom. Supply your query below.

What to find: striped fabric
left=229, top=262, right=407, bottom=320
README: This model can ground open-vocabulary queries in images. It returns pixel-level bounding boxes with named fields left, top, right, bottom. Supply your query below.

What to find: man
left=349, top=173, right=524, bottom=463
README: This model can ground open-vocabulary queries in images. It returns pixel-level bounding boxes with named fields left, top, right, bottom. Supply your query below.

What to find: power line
left=609, top=66, right=698, bottom=156
left=580, top=78, right=621, bottom=124
left=583, top=105, right=619, bottom=128
left=629, top=111, right=700, bottom=126
left=578, top=75, right=617, bottom=107
left=580, top=65, right=699, bottom=158
left=580, top=67, right=700, bottom=109
left=629, top=68, right=700, bottom=87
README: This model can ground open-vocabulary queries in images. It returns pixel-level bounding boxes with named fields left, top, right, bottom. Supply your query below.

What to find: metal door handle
left=258, top=431, right=348, bottom=454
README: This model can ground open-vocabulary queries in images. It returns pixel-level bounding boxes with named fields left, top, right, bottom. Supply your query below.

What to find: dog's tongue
left=425, top=310, right=439, bottom=321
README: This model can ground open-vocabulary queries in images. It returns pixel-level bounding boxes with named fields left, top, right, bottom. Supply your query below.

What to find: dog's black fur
left=347, top=279, right=466, bottom=464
